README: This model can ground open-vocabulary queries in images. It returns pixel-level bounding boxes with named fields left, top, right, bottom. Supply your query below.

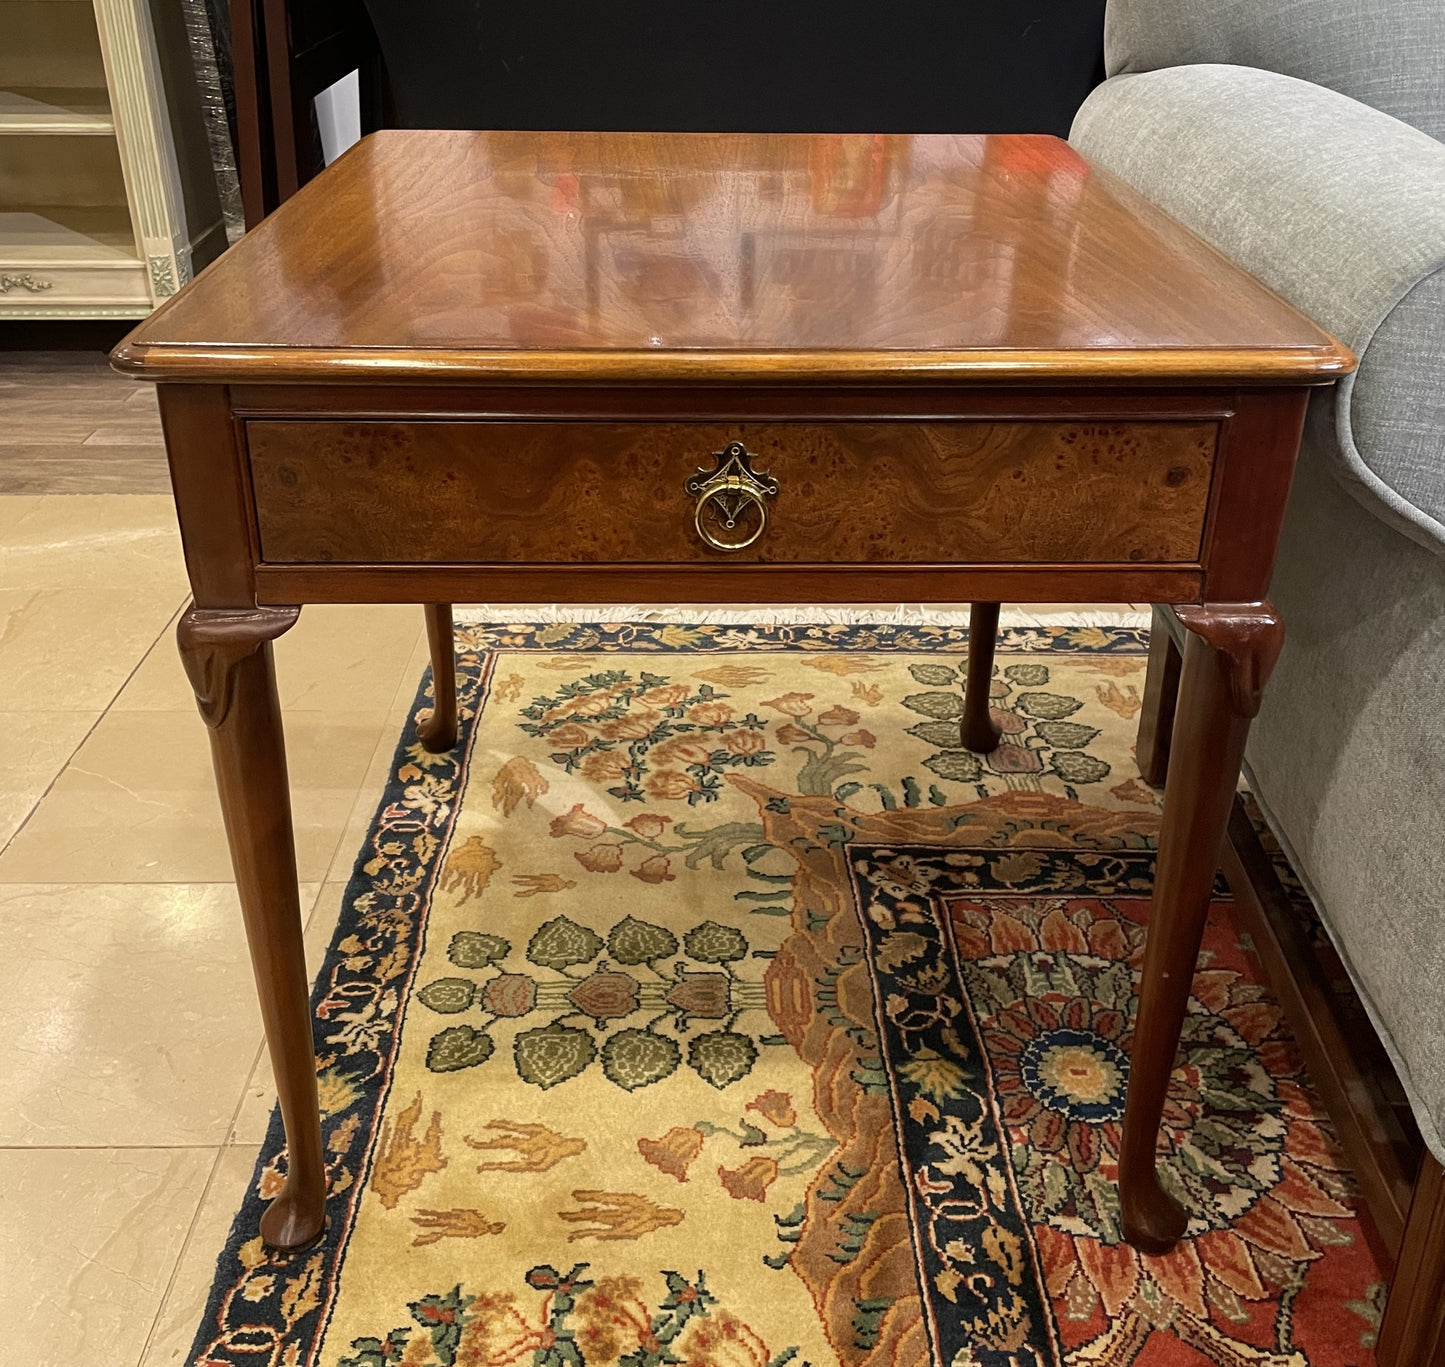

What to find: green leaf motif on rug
left=905, top=720, right=963, bottom=748
left=1031, top=720, right=1100, bottom=750
left=516, top=668, right=774, bottom=807
left=852, top=1296, right=895, bottom=1351
left=901, top=691, right=965, bottom=720
left=682, top=920, right=748, bottom=964
left=907, top=662, right=959, bottom=686
left=514, top=1022, right=597, bottom=1088
left=601, top=1028, right=682, bottom=1089
left=528, top=916, right=606, bottom=970
left=687, top=1030, right=759, bottom=1088
left=794, top=746, right=870, bottom=797
left=409, top=1287, right=473, bottom=1367
left=416, top=978, right=475, bottom=1014
left=1050, top=751, right=1112, bottom=785
left=448, top=931, right=511, bottom=968
left=606, top=915, right=679, bottom=966
left=420, top=909, right=771, bottom=1087
left=895, top=655, right=1119, bottom=793
left=678, top=821, right=768, bottom=870
left=1014, top=691, right=1082, bottom=720
left=923, top=751, right=984, bottom=782
left=426, top=1024, right=495, bottom=1072
left=337, top=1335, right=407, bottom=1367
left=1003, top=662, right=1050, bottom=686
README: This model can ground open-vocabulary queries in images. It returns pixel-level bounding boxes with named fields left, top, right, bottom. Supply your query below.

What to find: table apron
left=154, top=383, right=1310, bottom=610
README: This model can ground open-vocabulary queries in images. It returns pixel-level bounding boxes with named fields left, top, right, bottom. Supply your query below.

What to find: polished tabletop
left=116, top=131, right=1350, bottom=384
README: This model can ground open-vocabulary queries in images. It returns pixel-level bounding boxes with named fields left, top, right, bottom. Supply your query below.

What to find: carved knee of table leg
left=961, top=601, right=1002, bottom=753
left=177, top=605, right=300, bottom=728
left=418, top=603, right=459, bottom=753
left=1119, top=602, right=1283, bottom=1255
left=1172, top=604, right=1285, bottom=722
left=1137, top=606, right=1182, bottom=788
left=178, top=603, right=327, bottom=1251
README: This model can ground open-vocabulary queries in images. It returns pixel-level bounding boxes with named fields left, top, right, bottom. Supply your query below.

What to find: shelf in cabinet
left=0, top=87, right=113, bottom=134
left=0, top=206, right=137, bottom=263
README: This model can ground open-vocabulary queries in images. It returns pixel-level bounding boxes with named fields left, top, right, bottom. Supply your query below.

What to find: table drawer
left=245, top=420, right=1217, bottom=565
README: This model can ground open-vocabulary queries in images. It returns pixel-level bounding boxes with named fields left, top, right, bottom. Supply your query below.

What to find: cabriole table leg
left=961, top=600, right=1003, bottom=754
left=177, top=603, right=327, bottom=1251
left=1119, top=602, right=1284, bottom=1254
left=418, top=603, right=459, bottom=753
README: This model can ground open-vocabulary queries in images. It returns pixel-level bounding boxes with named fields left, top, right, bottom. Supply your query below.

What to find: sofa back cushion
left=1105, top=0, right=1445, bottom=142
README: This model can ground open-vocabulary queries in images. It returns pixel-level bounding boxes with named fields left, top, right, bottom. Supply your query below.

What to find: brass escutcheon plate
left=685, top=441, right=780, bottom=552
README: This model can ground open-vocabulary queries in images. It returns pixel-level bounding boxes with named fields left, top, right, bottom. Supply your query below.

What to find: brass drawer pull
left=685, top=441, right=779, bottom=552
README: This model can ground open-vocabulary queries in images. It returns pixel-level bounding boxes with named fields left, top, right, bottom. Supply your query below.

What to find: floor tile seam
left=225, top=886, right=350, bottom=1145
left=380, top=623, right=428, bottom=717
left=0, top=600, right=188, bottom=862
left=0, top=1142, right=224, bottom=1151
left=0, top=879, right=241, bottom=889
left=133, top=1139, right=234, bottom=1367
left=302, top=878, right=327, bottom=928
left=134, top=1031, right=271, bottom=1364
left=315, top=647, right=427, bottom=887
left=225, top=1039, right=274, bottom=1148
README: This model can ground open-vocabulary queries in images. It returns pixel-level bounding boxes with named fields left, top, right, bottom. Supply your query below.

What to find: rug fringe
left=452, top=604, right=1152, bottom=629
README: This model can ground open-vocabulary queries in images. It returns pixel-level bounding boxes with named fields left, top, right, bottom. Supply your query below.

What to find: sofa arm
left=1071, top=63, right=1445, bottom=552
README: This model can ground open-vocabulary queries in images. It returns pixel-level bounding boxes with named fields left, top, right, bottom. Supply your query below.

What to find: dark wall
left=364, top=0, right=1107, bottom=138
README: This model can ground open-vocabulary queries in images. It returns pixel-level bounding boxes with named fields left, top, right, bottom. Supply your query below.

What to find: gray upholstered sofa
left=1070, top=1, right=1445, bottom=1355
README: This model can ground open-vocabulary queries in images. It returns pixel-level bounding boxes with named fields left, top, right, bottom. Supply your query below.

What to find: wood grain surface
left=0, top=350, right=168, bottom=494
left=246, top=419, right=1217, bottom=566
left=113, top=132, right=1352, bottom=385
left=1378, top=1154, right=1445, bottom=1365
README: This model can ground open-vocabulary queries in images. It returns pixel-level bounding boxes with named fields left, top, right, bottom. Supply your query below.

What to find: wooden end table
left=112, top=131, right=1352, bottom=1255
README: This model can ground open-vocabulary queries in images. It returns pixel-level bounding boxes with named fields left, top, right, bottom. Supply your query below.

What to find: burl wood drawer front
left=246, top=421, right=1216, bottom=565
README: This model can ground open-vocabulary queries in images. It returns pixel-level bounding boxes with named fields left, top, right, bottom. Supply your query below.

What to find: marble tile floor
left=0, top=353, right=1155, bottom=1366
left=0, top=346, right=433, bottom=1364
left=0, top=487, right=431, bottom=1367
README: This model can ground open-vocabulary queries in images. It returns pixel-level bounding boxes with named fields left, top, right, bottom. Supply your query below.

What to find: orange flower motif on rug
left=638, top=1127, right=705, bottom=1182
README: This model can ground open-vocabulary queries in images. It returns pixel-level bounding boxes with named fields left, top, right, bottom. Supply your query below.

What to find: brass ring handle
left=685, top=442, right=779, bottom=553
left=694, top=483, right=769, bottom=551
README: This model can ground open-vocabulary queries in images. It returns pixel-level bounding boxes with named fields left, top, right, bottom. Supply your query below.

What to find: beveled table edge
left=111, top=341, right=1355, bottom=386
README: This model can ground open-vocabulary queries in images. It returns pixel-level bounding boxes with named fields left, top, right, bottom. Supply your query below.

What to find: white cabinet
left=0, top=0, right=225, bottom=318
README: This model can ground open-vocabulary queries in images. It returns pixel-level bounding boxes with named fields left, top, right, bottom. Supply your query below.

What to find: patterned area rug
left=188, top=623, right=1387, bottom=1367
